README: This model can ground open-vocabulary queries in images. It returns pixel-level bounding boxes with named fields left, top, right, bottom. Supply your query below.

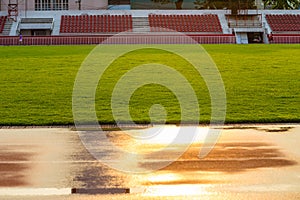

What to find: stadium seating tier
left=60, top=15, right=133, bottom=33
left=266, top=14, right=300, bottom=32
left=148, top=14, right=222, bottom=33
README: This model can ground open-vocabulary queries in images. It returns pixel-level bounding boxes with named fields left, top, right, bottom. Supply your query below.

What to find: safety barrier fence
left=270, top=34, right=300, bottom=44
left=0, top=34, right=236, bottom=45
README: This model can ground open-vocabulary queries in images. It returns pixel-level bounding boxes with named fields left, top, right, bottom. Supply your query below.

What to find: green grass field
left=0, top=44, right=299, bottom=125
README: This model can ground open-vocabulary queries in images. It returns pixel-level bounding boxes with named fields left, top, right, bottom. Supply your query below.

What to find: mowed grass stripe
left=0, top=44, right=299, bottom=125
left=0, top=45, right=94, bottom=125
left=205, top=44, right=300, bottom=123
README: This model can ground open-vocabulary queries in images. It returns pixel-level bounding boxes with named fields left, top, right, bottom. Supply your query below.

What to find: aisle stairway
left=1, top=18, right=13, bottom=36
left=132, top=17, right=150, bottom=32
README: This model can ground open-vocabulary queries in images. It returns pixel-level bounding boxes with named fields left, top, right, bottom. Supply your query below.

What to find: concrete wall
left=235, top=32, right=248, bottom=44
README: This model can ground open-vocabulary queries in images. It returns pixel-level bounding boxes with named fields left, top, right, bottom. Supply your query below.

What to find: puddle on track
left=0, top=125, right=299, bottom=199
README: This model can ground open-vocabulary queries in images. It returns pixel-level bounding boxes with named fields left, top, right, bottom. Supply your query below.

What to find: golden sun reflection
left=128, top=126, right=210, bottom=145
left=144, top=172, right=211, bottom=196
left=147, top=173, right=180, bottom=183
left=144, top=184, right=210, bottom=196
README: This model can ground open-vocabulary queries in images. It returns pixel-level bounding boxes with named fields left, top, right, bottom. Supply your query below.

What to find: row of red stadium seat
left=60, top=15, right=133, bottom=33
left=0, top=16, right=7, bottom=33
left=266, top=14, right=300, bottom=32
left=148, top=14, right=222, bottom=33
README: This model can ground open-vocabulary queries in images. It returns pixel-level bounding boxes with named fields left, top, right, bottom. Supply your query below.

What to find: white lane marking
left=0, top=188, right=72, bottom=196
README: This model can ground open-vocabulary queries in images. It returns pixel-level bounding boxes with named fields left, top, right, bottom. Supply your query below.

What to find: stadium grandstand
left=0, top=0, right=299, bottom=44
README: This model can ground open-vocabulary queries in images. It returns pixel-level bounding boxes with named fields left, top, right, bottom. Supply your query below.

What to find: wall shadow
left=141, top=142, right=297, bottom=173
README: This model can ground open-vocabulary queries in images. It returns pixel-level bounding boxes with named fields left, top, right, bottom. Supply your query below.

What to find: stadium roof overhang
left=234, top=28, right=265, bottom=33
left=19, top=23, right=53, bottom=30
left=18, top=18, right=54, bottom=31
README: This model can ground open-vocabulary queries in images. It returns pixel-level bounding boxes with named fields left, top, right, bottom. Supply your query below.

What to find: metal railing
left=270, top=35, right=300, bottom=44
left=0, top=34, right=236, bottom=45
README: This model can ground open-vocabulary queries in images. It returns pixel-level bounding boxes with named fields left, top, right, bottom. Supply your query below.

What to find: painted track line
left=0, top=188, right=134, bottom=196
left=0, top=188, right=72, bottom=196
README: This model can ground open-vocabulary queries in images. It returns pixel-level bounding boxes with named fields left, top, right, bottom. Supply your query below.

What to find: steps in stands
left=2, top=19, right=13, bottom=36
left=132, top=17, right=150, bottom=32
